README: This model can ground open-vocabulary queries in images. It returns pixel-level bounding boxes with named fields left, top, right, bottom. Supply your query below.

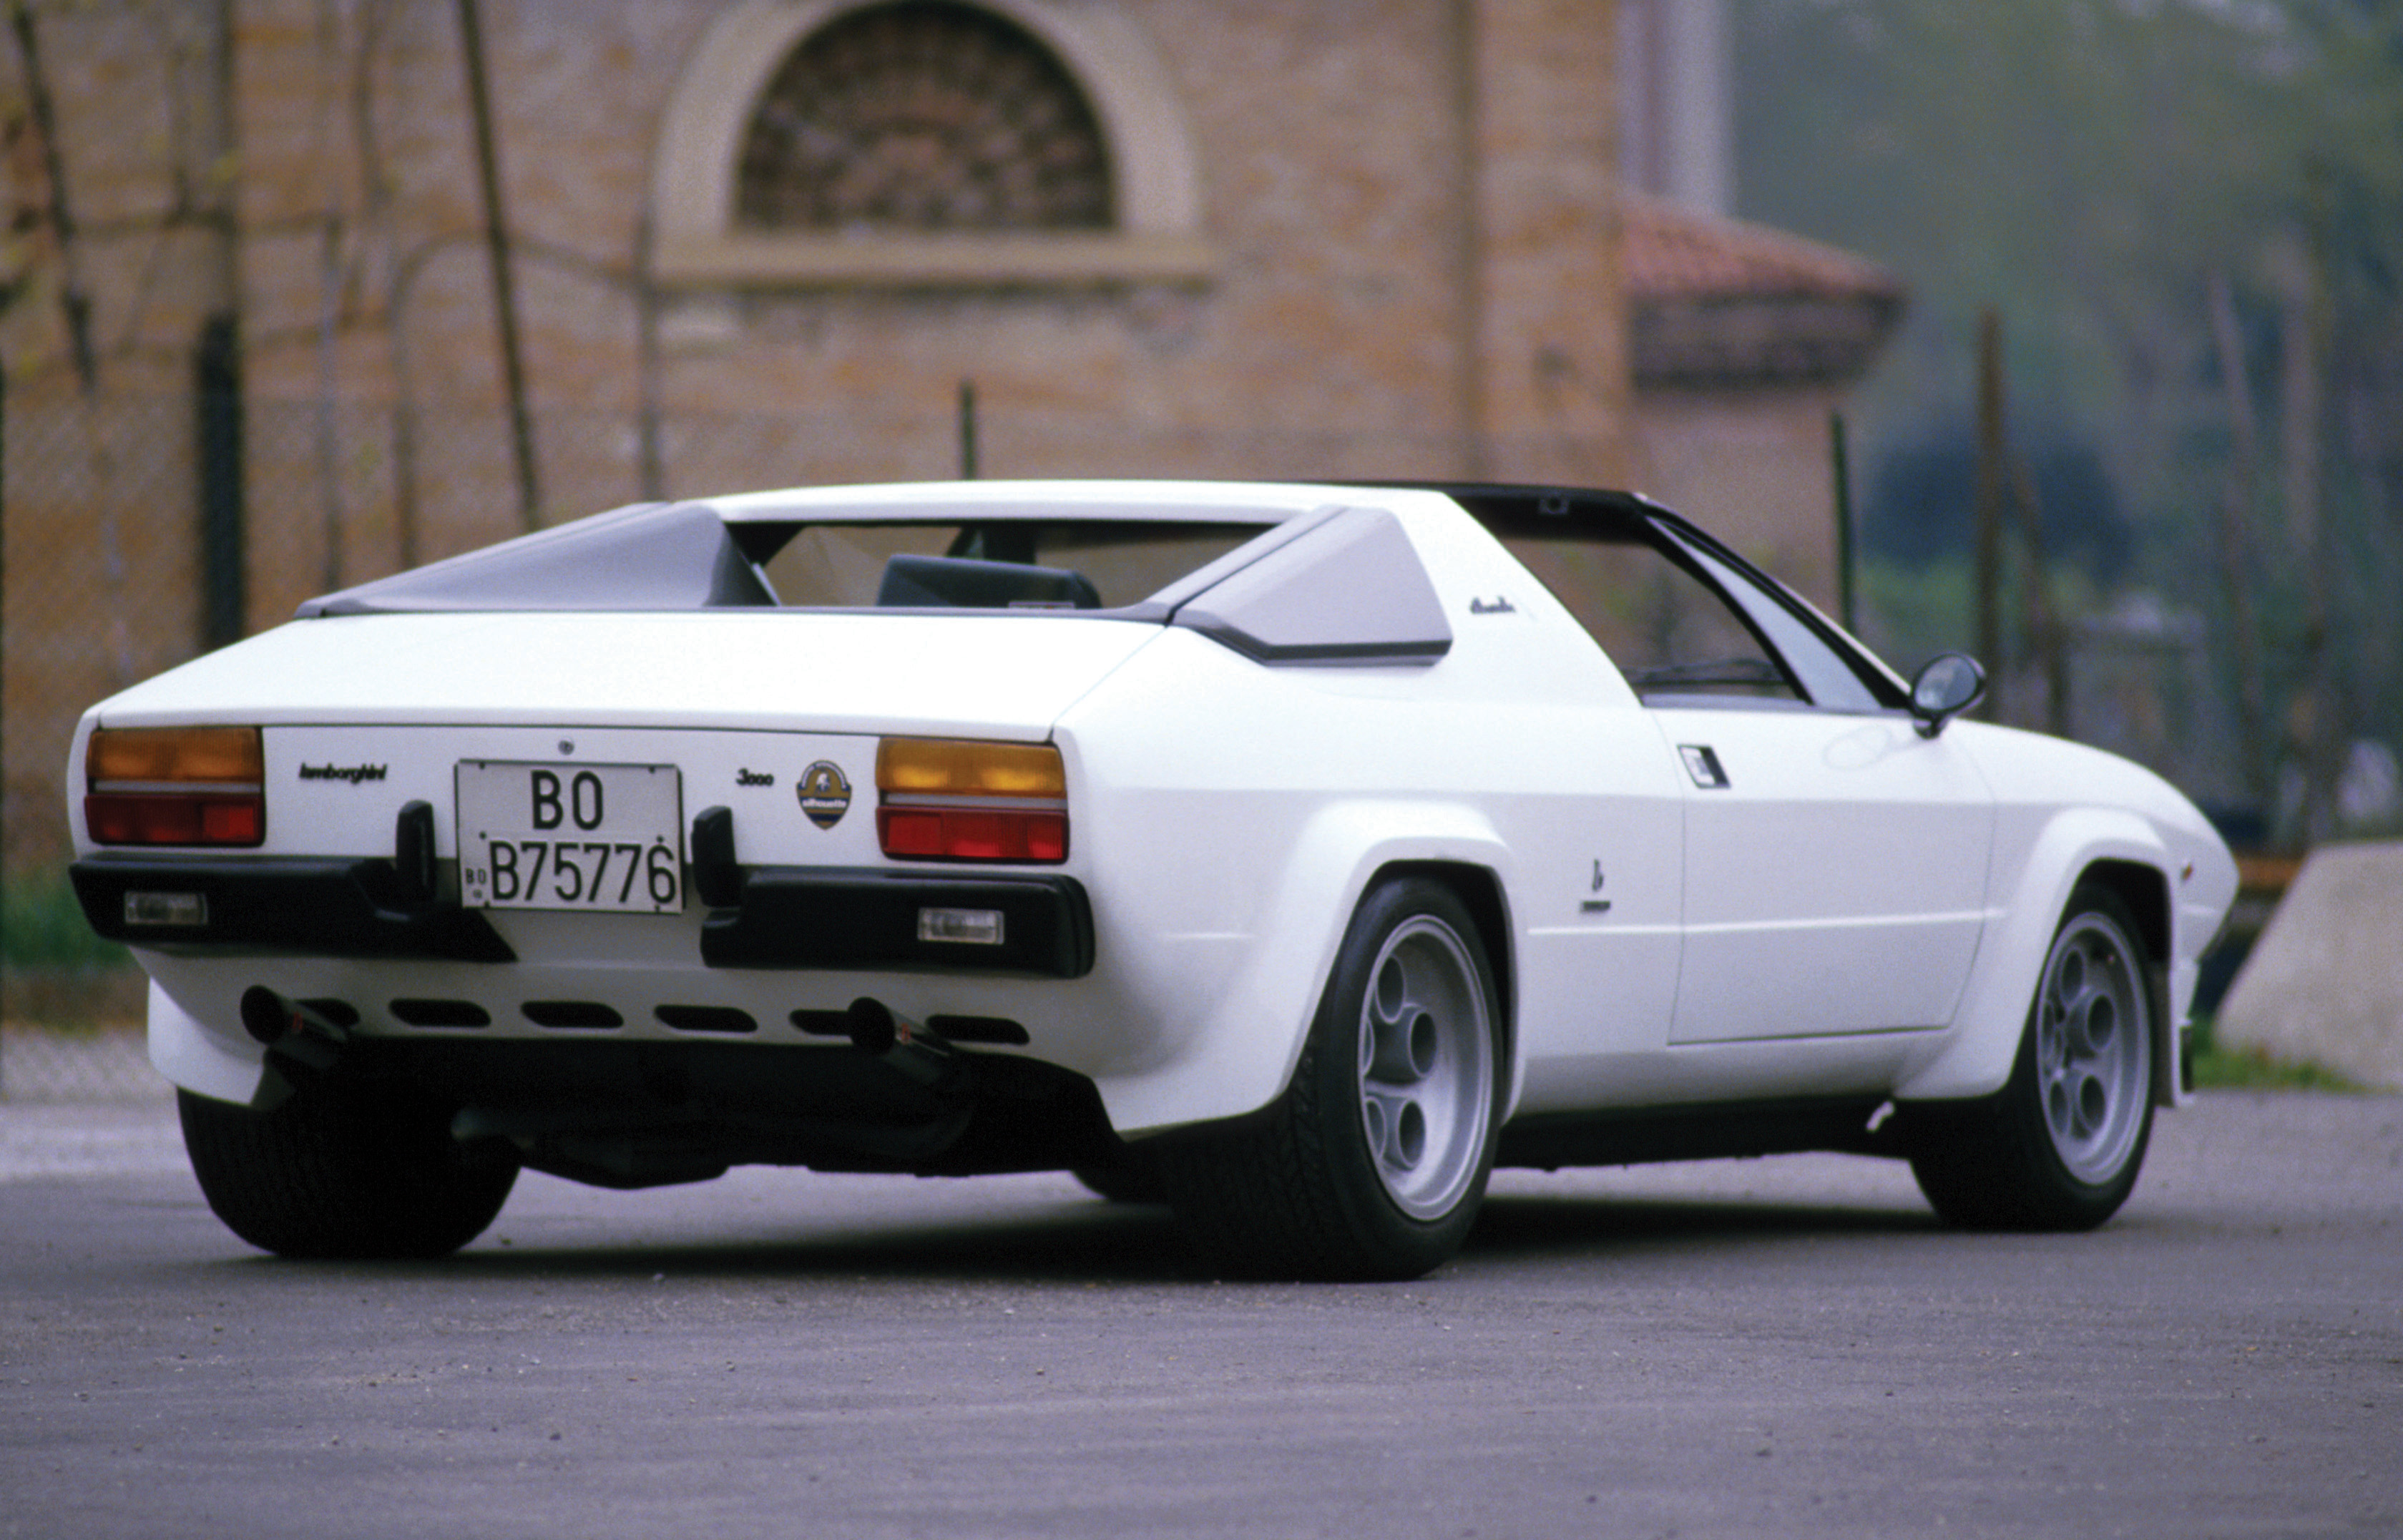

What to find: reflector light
left=876, top=738, right=1067, bottom=863
left=124, top=891, right=208, bottom=928
left=85, top=726, right=265, bottom=847
left=918, top=907, right=1006, bottom=946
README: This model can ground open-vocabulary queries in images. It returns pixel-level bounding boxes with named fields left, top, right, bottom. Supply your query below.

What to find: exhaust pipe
left=240, top=986, right=351, bottom=1074
left=844, top=997, right=966, bottom=1091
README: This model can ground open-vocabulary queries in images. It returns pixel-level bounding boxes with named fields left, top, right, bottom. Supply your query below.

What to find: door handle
left=1679, top=744, right=1730, bottom=789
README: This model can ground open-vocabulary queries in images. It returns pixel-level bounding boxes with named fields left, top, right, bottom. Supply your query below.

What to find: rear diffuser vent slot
left=787, top=1009, right=1027, bottom=1045
left=522, top=1001, right=623, bottom=1030
left=927, top=1014, right=1029, bottom=1046
left=298, top=998, right=361, bottom=1029
left=655, top=1004, right=757, bottom=1035
left=390, top=999, right=491, bottom=1029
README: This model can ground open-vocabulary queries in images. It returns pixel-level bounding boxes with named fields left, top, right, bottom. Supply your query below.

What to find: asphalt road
left=2, top=1089, right=2397, bottom=1540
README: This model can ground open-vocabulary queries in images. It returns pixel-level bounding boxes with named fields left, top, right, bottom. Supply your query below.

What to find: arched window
left=652, top=0, right=1211, bottom=289
left=737, top=1, right=1112, bottom=234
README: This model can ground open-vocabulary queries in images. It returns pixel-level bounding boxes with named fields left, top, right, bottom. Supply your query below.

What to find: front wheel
left=1159, top=878, right=1502, bottom=1281
left=180, top=1082, right=519, bottom=1259
left=1906, top=884, right=2157, bottom=1230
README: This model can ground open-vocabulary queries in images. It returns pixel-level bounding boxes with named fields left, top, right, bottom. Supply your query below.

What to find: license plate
left=456, top=761, right=685, bottom=913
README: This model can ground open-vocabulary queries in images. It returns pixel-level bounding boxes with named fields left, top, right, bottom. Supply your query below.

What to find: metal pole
left=634, top=210, right=667, bottom=501
left=1974, top=308, right=2006, bottom=719
left=313, top=220, right=346, bottom=594
left=958, top=381, right=979, bottom=480
left=195, top=315, right=246, bottom=649
left=1449, top=0, right=1486, bottom=481
left=9, top=0, right=97, bottom=396
left=1830, top=410, right=1856, bottom=634
left=455, top=0, right=541, bottom=531
left=195, top=0, right=244, bottom=649
left=2008, top=455, right=2067, bottom=737
left=2206, top=274, right=2271, bottom=809
left=1, top=350, right=9, bottom=1099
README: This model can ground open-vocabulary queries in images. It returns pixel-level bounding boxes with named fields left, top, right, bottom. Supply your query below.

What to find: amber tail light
left=84, top=726, right=265, bottom=847
left=875, top=738, right=1066, bottom=863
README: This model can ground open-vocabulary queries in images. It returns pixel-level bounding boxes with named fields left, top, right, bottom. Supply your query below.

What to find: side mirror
left=1909, top=652, right=1987, bottom=738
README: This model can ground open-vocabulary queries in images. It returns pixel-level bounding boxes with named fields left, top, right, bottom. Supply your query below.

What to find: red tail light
left=85, top=726, right=266, bottom=848
left=875, top=738, right=1067, bottom=863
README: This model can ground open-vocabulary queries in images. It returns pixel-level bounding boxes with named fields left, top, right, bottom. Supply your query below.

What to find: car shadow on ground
left=1464, top=1191, right=1942, bottom=1263
left=449, top=1202, right=1203, bottom=1285
left=180, top=1187, right=1948, bottom=1288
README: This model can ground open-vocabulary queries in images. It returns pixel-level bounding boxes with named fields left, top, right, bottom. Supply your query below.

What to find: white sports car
left=69, top=480, right=2237, bottom=1280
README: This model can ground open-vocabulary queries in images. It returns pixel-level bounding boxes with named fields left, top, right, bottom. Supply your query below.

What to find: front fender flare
left=1895, top=808, right=2168, bottom=1104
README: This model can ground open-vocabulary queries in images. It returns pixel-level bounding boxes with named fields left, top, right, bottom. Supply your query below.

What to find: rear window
left=758, top=521, right=1265, bottom=611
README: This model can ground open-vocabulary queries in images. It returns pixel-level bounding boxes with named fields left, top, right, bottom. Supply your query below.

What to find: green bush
left=1, top=872, right=133, bottom=972
left=2191, top=1044, right=2370, bottom=1094
left=2188, top=1014, right=2370, bottom=1093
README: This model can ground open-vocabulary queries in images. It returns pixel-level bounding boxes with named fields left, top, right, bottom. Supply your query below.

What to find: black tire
left=179, top=1083, right=519, bottom=1259
left=1906, top=884, right=2158, bottom=1231
left=1158, top=877, right=1503, bottom=1282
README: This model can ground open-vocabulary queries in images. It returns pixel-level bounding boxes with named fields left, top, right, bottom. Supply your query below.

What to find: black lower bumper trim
left=70, top=854, right=516, bottom=963
left=700, top=867, right=1093, bottom=978
left=1496, top=1095, right=1895, bottom=1170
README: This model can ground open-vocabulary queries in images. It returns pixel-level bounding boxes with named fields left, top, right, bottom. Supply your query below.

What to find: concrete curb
left=2216, top=840, right=2403, bottom=1091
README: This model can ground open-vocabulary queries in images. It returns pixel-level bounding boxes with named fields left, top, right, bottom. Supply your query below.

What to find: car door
left=1631, top=527, right=1995, bottom=1042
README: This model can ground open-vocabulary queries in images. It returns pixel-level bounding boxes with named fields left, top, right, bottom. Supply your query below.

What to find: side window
left=1663, top=535, right=1886, bottom=713
left=1499, top=531, right=1799, bottom=704
left=1498, top=524, right=1888, bottom=712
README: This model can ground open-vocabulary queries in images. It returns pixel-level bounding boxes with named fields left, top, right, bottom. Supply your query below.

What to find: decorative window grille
left=738, top=1, right=1114, bottom=233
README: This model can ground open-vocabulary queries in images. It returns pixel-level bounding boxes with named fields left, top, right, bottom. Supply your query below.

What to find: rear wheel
left=1907, top=884, right=2156, bottom=1230
left=1160, top=878, right=1502, bottom=1281
left=180, top=1083, right=519, bottom=1259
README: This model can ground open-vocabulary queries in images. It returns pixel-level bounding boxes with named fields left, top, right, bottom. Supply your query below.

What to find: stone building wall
left=1630, top=385, right=1847, bottom=617
left=221, top=0, right=1631, bottom=609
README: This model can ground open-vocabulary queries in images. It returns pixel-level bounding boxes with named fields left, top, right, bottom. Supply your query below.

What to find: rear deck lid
left=87, top=609, right=1162, bottom=740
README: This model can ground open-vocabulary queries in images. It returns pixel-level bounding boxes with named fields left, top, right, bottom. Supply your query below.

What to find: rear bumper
left=703, top=868, right=1092, bottom=979
left=72, top=855, right=1092, bottom=979
left=72, top=853, right=515, bottom=963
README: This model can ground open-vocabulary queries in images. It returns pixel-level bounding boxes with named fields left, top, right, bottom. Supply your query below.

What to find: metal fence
left=0, top=1025, right=158, bottom=1104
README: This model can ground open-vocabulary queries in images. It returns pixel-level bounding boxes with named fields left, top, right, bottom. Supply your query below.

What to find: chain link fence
left=0, top=1025, right=159, bottom=1104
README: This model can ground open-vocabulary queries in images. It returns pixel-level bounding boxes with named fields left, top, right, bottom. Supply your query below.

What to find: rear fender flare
left=147, top=978, right=283, bottom=1109
left=1095, top=800, right=1514, bottom=1136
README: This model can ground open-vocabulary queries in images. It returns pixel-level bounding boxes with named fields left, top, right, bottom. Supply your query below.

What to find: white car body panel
left=1648, top=705, right=1995, bottom=1043
left=1046, top=496, right=1691, bottom=1131
left=85, top=609, right=1163, bottom=743
left=147, top=979, right=269, bottom=1106
left=1894, top=723, right=2238, bottom=1105
left=69, top=478, right=2238, bottom=1181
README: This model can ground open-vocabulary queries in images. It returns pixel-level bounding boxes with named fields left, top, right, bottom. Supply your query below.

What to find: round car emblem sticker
left=797, top=761, right=852, bottom=830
